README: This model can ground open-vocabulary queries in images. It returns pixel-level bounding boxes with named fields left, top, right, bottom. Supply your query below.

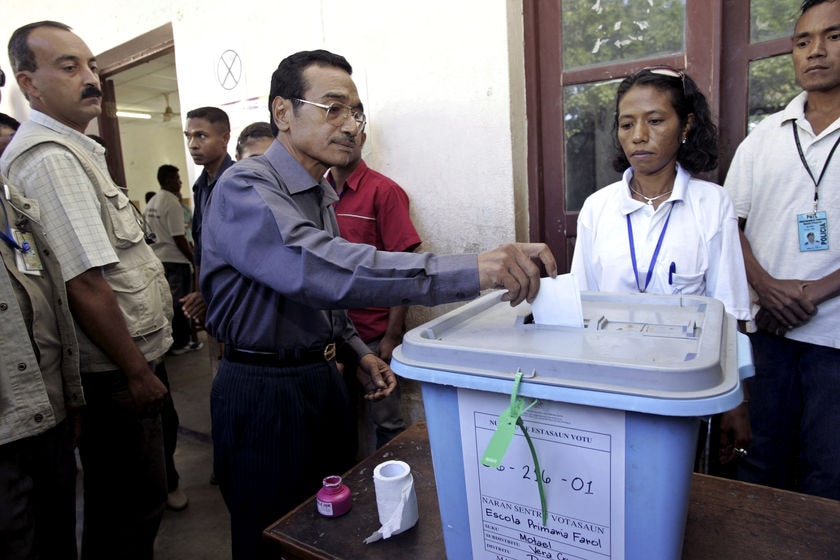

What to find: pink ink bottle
left=316, top=475, right=352, bottom=517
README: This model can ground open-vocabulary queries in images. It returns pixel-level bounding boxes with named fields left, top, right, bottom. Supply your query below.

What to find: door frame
left=95, top=23, right=175, bottom=189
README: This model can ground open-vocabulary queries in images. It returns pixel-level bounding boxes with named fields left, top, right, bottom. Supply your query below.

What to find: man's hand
left=752, top=276, right=816, bottom=334
left=356, top=353, right=397, bottom=401
left=477, top=243, right=558, bottom=306
left=125, top=364, right=168, bottom=416
left=180, top=291, right=207, bottom=324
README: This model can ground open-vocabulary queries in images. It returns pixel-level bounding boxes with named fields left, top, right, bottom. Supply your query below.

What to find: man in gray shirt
left=202, top=49, right=556, bottom=559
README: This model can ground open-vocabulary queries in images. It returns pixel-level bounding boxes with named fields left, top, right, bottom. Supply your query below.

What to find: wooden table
left=684, top=474, right=840, bottom=559
left=264, top=422, right=840, bottom=559
left=264, top=421, right=440, bottom=560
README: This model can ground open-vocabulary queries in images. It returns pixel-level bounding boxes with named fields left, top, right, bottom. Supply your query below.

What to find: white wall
left=0, top=0, right=528, bottom=321
left=119, top=120, right=191, bottom=209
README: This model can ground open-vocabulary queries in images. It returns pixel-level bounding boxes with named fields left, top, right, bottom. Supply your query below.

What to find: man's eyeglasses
left=638, top=65, right=686, bottom=95
left=0, top=68, right=5, bottom=88
left=294, top=98, right=366, bottom=131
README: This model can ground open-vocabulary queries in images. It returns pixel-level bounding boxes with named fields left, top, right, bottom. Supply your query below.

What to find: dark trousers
left=738, top=333, right=840, bottom=499
left=79, top=370, right=167, bottom=560
left=0, top=421, right=77, bottom=560
left=163, top=262, right=193, bottom=348
left=154, top=360, right=180, bottom=492
left=211, top=359, right=357, bottom=560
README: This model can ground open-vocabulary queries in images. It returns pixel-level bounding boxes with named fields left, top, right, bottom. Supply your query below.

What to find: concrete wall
left=0, top=0, right=528, bottom=325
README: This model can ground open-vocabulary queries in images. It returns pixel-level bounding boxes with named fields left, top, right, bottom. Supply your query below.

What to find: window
left=525, top=1, right=801, bottom=270
left=563, top=80, right=621, bottom=212
left=748, top=56, right=797, bottom=131
left=746, top=1, right=800, bottom=130
left=751, top=0, right=798, bottom=42
left=562, top=0, right=685, bottom=68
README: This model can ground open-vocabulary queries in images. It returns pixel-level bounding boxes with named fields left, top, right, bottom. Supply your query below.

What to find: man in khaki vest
left=1, top=21, right=172, bottom=560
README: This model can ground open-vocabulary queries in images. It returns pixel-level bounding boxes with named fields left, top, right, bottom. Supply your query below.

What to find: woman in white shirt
left=570, top=66, right=752, bottom=468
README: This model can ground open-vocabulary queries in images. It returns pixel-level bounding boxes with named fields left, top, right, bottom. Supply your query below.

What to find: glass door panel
left=563, top=79, right=622, bottom=212
left=562, top=0, right=686, bottom=68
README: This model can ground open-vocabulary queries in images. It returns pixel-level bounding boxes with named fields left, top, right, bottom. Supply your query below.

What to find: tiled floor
left=154, top=335, right=231, bottom=559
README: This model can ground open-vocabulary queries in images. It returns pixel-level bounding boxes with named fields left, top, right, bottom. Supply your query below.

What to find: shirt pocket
left=105, top=261, right=169, bottom=337
left=337, top=215, right=378, bottom=246
left=102, top=185, right=144, bottom=249
left=668, top=270, right=706, bottom=296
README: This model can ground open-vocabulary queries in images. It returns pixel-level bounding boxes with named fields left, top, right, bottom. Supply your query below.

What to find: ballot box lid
left=392, top=290, right=746, bottom=416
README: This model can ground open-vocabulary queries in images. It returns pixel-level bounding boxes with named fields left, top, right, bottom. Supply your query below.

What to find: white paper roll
left=363, top=460, right=419, bottom=543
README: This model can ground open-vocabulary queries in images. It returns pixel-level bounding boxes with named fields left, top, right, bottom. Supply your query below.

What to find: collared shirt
left=329, top=159, right=421, bottom=252
left=0, top=180, right=83, bottom=445
left=201, top=141, right=477, bottom=355
left=0, top=111, right=118, bottom=281
left=327, top=159, right=422, bottom=343
left=145, top=190, right=190, bottom=265
left=571, top=164, right=751, bottom=320
left=725, top=92, right=840, bottom=348
left=191, top=154, right=233, bottom=268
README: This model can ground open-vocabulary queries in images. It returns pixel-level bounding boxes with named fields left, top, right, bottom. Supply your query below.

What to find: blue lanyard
left=0, top=198, right=30, bottom=254
left=626, top=204, right=674, bottom=293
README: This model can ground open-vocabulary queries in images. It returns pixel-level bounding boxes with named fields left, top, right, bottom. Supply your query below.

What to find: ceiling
left=108, top=52, right=181, bottom=128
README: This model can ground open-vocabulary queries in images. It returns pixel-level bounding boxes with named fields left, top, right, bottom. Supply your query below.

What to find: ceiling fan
left=161, top=92, right=179, bottom=122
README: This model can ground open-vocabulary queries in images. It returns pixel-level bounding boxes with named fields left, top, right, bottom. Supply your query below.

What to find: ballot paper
left=530, top=274, right=584, bottom=327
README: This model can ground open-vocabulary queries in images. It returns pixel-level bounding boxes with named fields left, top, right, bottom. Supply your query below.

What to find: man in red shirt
left=327, top=131, right=421, bottom=450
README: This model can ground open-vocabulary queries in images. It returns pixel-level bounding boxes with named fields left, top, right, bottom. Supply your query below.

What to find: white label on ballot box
left=458, top=389, right=626, bottom=560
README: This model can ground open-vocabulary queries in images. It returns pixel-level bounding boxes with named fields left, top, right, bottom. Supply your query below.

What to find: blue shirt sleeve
left=200, top=149, right=478, bottom=351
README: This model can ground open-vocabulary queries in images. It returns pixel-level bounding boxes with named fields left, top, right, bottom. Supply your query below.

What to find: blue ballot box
left=391, top=290, right=753, bottom=560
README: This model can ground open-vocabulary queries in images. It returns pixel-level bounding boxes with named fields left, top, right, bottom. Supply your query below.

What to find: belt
left=224, top=342, right=337, bottom=368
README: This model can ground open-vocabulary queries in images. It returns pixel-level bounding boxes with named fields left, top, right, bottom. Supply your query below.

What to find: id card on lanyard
left=1, top=184, right=43, bottom=275
left=798, top=211, right=828, bottom=251
left=793, top=122, right=838, bottom=251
